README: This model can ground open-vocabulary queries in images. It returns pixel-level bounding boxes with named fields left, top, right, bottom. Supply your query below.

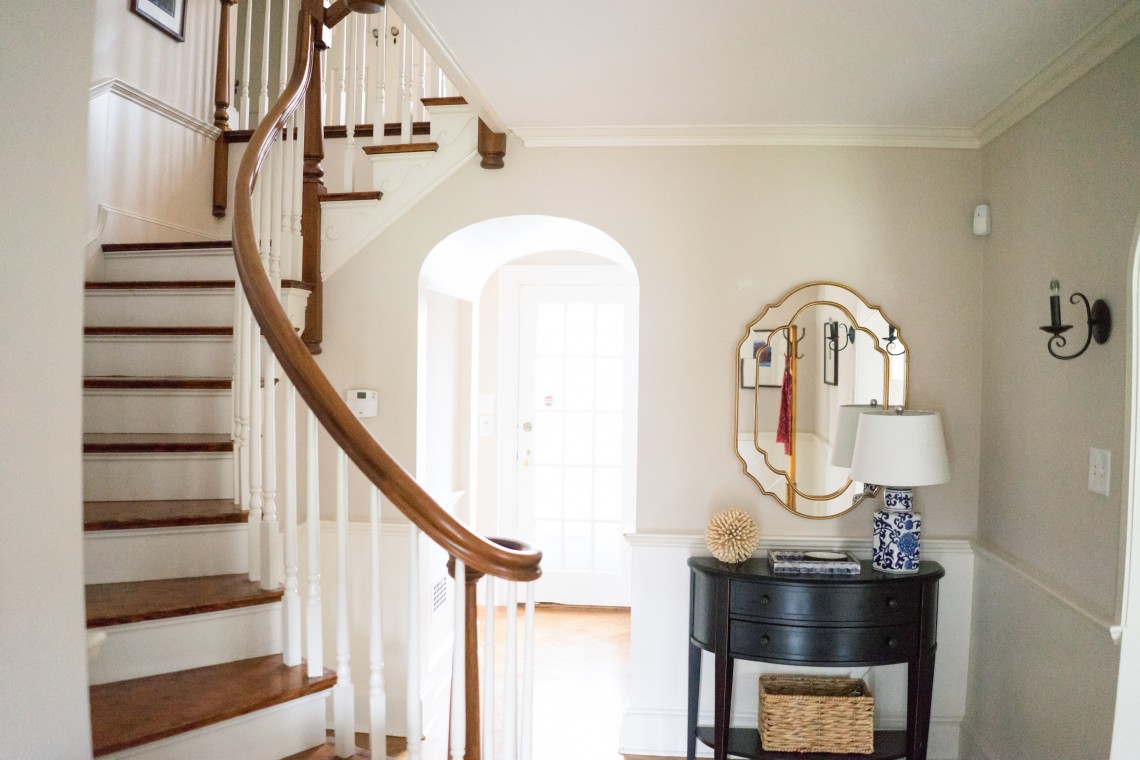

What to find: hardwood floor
left=337, top=605, right=686, bottom=760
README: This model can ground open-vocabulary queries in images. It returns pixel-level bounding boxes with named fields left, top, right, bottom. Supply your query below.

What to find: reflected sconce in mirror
left=1040, top=279, right=1111, bottom=360
left=882, top=325, right=906, bottom=356
left=825, top=320, right=855, bottom=352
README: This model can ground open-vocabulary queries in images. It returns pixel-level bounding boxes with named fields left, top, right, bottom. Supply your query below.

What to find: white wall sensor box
left=347, top=389, right=378, bottom=418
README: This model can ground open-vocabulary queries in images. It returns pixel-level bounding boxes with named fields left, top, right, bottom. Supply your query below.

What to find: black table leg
left=687, top=641, right=700, bottom=760
left=713, top=652, right=734, bottom=760
left=906, top=645, right=937, bottom=760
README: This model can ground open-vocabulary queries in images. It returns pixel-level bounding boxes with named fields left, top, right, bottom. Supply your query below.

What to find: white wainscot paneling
left=620, top=534, right=974, bottom=760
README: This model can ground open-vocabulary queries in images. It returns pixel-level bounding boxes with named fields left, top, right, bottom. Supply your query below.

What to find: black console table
left=687, top=556, right=944, bottom=760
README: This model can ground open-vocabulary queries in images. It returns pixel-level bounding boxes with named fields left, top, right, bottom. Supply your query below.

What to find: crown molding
left=514, top=124, right=979, bottom=150
left=973, top=0, right=1140, bottom=146
left=89, top=78, right=219, bottom=140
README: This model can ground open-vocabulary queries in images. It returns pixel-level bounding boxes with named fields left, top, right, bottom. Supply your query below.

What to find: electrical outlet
left=1088, top=448, right=1111, bottom=496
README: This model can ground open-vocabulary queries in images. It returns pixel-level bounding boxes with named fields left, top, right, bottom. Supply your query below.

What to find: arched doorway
left=418, top=215, right=640, bottom=605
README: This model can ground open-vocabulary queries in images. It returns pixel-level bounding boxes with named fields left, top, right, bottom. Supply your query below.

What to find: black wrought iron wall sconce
left=1040, top=279, right=1111, bottom=360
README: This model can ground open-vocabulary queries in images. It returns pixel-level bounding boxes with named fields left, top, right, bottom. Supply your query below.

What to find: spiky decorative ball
left=705, top=509, right=759, bottom=564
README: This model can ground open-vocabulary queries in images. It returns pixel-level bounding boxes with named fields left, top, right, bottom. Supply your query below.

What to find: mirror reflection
left=735, top=282, right=908, bottom=518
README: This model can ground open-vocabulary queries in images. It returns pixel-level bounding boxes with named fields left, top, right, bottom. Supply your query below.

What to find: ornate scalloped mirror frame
left=734, top=282, right=909, bottom=519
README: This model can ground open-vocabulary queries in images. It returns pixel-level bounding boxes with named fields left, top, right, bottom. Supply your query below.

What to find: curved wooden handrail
left=232, top=8, right=541, bottom=582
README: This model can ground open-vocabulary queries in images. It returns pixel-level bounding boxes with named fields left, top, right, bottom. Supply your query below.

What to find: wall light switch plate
left=1088, top=447, right=1111, bottom=496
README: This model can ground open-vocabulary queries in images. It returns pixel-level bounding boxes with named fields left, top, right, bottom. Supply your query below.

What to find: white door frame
left=1111, top=215, right=1140, bottom=758
left=497, top=265, right=639, bottom=604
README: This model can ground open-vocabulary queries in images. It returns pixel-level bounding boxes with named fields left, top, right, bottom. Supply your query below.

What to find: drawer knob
left=886, top=637, right=898, bottom=649
left=887, top=598, right=900, bottom=609
left=759, top=595, right=770, bottom=606
left=760, top=635, right=771, bottom=645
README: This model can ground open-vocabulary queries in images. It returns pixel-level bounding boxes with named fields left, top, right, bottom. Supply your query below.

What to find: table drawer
left=729, top=620, right=917, bottom=664
left=730, top=579, right=920, bottom=624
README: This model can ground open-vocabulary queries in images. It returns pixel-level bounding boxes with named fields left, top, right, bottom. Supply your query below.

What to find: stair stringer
left=320, top=104, right=480, bottom=280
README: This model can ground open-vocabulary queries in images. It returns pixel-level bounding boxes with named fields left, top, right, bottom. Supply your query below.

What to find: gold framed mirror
left=734, top=282, right=909, bottom=518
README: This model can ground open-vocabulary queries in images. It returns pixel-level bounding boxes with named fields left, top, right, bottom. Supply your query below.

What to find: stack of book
left=769, top=549, right=861, bottom=575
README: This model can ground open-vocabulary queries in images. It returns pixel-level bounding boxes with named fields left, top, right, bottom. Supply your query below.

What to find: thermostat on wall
left=346, top=389, right=378, bottom=418
left=973, top=204, right=991, bottom=236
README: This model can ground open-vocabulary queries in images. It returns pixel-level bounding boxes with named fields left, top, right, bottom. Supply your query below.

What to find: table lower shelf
left=696, top=726, right=907, bottom=760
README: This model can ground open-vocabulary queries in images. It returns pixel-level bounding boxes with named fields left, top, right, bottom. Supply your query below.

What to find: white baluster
left=400, top=22, right=412, bottom=144
left=232, top=286, right=245, bottom=507
left=282, top=380, right=302, bottom=666
left=277, top=0, right=293, bottom=278
left=450, top=558, right=467, bottom=760
left=259, top=0, right=272, bottom=120
left=371, top=5, right=387, bottom=147
left=407, top=527, right=422, bottom=760
left=334, top=448, right=356, bottom=757
left=247, top=185, right=263, bottom=583
left=239, top=0, right=252, bottom=128
left=482, top=578, right=495, bottom=760
left=305, top=409, right=324, bottom=677
left=369, top=486, right=387, bottom=758
left=343, top=13, right=358, bottom=191
left=291, top=107, right=304, bottom=281
left=419, top=44, right=428, bottom=122
left=504, top=581, right=518, bottom=760
left=521, top=582, right=536, bottom=760
left=337, top=20, right=349, bottom=126
left=259, top=338, right=278, bottom=589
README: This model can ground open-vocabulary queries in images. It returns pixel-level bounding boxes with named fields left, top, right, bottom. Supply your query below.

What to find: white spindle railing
left=228, top=6, right=540, bottom=760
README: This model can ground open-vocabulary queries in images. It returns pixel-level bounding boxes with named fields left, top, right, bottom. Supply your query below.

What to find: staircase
left=83, top=241, right=340, bottom=759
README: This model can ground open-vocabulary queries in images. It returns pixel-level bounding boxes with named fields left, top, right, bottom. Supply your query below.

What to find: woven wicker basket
left=758, top=675, right=874, bottom=754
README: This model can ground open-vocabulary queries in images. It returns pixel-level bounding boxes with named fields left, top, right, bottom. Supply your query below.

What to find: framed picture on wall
left=131, top=0, right=186, bottom=42
left=745, top=328, right=786, bottom=388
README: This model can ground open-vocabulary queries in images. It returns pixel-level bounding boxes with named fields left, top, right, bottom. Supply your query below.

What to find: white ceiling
left=401, top=0, right=1133, bottom=141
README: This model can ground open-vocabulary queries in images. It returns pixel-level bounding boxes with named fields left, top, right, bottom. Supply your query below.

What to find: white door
left=511, top=274, right=637, bottom=606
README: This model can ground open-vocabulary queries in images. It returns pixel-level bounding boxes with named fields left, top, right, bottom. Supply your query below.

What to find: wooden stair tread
left=283, top=740, right=372, bottom=759
left=224, top=122, right=430, bottom=143
left=362, top=142, right=440, bottom=156
left=83, top=433, right=233, bottom=453
left=102, top=241, right=233, bottom=253
left=86, top=280, right=234, bottom=290
left=84, top=375, right=231, bottom=390
left=84, top=325, right=233, bottom=336
left=421, top=96, right=467, bottom=107
left=85, top=498, right=244, bottom=531
left=321, top=191, right=383, bottom=203
left=89, top=655, right=336, bottom=756
left=87, top=573, right=281, bottom=627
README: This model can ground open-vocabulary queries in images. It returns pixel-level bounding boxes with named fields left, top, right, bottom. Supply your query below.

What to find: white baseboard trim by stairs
left=88, top=603, right=283, bottom=685
left=99, top=690, right=328, bottom=760
left=89, top=79, right=219, bottom=141
left=619, top=707, right=964, bottom=759
left=85, top=524, right=247, bottom=583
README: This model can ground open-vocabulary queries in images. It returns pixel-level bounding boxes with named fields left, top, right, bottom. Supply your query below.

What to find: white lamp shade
left=849, top=410, right=950, bottom=488
left=830, top=404, right=880, bottom=468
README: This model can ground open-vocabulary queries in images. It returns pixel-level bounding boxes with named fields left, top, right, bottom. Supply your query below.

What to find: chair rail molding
left=89, top=78, right=220, bottom=140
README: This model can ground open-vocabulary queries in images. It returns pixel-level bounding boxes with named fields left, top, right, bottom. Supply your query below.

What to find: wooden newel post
left=478, top=119, right=506, bottom=170
left=300, top=12, right=327, bottom=354
left=212, top=0, right=237, bottom=217
left=446, top=555, right=485, bottom=760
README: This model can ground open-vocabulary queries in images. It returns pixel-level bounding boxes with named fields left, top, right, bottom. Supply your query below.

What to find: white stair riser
left=100, top=691, right=328, bottom=760
left=85, top=290, right=233, bottom=327
left=88, top=604, right=283, bottom=685
left=84, top=335, right=232, bottom=376
left=85, top=390, right=231, bottom=434
left=103, top=249, right=236, bottom=281
left=84, top=452, right=233, bottom=501
left=85, top=524, right=247, bottom=583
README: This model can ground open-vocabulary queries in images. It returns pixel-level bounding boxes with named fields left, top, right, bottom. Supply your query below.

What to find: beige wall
left=965, top=37, right=1140, bottom=760
left=0, top=3, right=95, bottom=757
left=319, top=142, right=984, bottom=540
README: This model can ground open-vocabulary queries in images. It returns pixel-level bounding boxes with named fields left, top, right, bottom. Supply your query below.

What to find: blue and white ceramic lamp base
left=872, top=487, right=922, bottom=573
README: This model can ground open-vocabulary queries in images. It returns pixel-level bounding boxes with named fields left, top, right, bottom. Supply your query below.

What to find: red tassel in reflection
left=775, top=353, right=792, bottom=455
